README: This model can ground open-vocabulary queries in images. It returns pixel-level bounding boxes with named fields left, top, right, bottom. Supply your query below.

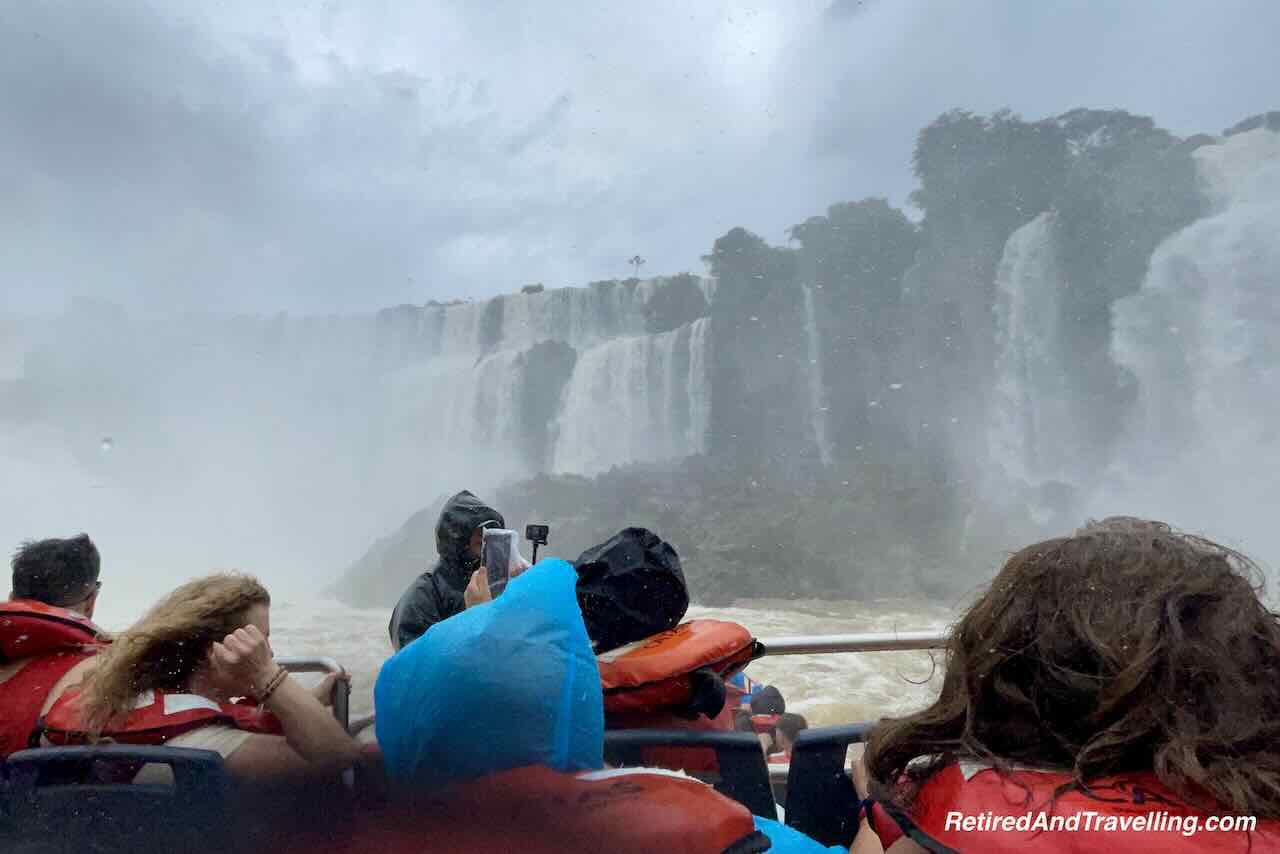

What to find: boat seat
left=1, top=745, right=232, bottom=854
left=602, top=728, right=776, bottom=819
left=783, top=721, right=873, bottom=847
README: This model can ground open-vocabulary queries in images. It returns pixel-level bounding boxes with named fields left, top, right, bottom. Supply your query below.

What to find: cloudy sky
left=2, top=0, right=1276, bottom=314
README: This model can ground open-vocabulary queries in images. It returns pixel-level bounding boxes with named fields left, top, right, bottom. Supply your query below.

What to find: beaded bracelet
left=256, top=665, right=288, bottom=705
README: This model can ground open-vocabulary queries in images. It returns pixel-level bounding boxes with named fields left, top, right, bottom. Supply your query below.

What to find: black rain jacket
left=387, top=490, right=505, bottom=650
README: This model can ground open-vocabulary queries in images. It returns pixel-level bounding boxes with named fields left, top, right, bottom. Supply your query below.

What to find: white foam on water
left=257, top=596, right=954, bottom=723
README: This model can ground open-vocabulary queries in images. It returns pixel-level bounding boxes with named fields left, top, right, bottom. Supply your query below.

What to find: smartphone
left=482, top=528, right=518, bottom=597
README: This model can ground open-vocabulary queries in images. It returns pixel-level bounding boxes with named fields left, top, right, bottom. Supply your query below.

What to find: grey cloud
left=1, top=0, right=1276, bottom=314
left=504, top=93, right=573, bottom=156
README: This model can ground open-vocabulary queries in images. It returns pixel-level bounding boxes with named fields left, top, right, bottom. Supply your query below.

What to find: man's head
left=10, top=533, right=101, bottom=618
left=774, top=713, right=808, bottom=755
left=750, top=685, right=786, bottom=716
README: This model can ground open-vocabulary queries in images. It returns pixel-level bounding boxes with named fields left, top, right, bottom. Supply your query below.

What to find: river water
left=258, top=595, right=958, bottom=724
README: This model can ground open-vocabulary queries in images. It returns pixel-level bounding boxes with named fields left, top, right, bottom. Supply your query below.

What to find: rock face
left=333, top=456, right=993, bottom=608
left=330, top=502, right=444, bottom=609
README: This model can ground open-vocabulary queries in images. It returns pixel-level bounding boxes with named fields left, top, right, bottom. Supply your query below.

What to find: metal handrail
left=757, top=631, right=946, bottom=656
left=333, top=633, right=947, bottom=738
left=277, top=655, right=349, bottom=732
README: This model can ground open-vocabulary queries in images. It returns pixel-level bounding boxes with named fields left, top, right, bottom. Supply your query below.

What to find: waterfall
left=987, top=211, right=1077, bottom=484
left=801, top=285, right=834, bottom=466
left=550, top=318, right=712, bottom=475
left=1107, top=128, right=1280, bottom=551
left=4, top=277, right=715, bottom=580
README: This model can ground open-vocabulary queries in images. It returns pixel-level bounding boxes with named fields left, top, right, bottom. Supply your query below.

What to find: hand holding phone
left=482, top=529, right=518, bottom=597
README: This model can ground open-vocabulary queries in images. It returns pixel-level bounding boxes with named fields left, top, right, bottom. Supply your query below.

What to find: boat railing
left=757, top=630, right=947, bottom=657
left=754, top=631, right=946, bottom=783
left=277, top=656, right=350, bottom=731
left=336, top=631, right=949, bottom=739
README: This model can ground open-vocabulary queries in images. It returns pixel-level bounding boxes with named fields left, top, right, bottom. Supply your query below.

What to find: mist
left=2, top=1, right=1279, bottom=621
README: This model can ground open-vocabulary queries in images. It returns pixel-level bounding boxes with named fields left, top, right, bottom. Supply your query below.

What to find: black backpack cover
left=574, top=528, right=690, bottom=653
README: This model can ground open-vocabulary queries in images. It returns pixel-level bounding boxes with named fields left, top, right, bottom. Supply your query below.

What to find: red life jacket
left=598, top=620, right=757, bottom=772
left=41, top=687, right=283, bottom=746
left=273, top=765, right=769, bottom=854
left=0, top=651, right=92, bottom=756
left=751, top=713, right=780, bottom=735
left=879, top=764, right=1280, bottom=852
left=0, top=600, right=110, bottom=757
left=0, top=598, right=108, bottom=662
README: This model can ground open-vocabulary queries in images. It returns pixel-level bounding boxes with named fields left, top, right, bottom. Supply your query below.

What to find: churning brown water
left=257, top=596, right=958, bottom=724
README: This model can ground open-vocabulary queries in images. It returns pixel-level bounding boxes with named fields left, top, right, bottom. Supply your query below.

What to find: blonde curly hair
left=78, top=572, right=270, bottom=734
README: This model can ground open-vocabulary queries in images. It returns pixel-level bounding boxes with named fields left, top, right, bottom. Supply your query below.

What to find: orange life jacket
left=879, top=764, right=1280, bottom=853
left=0, top=600, right=109, bottom=756
left=597, top=619, right=758, bottom=716
left=606, top=703, right=738, bottom=774
left=274, top=765, right=769, bottom=854
left=598, top=620, right=757, bottom=772
left=41, top=687, right=283, bottom=746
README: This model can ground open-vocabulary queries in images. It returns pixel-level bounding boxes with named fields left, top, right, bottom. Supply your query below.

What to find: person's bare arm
left=210, top=626, right=362, bottom=780
left=849, top=752, right=928, bottom=854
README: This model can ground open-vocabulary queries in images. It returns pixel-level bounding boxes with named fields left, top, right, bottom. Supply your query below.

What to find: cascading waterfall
left=550, top=318, right=712, bottom=475
left=686, top=318, right=711, bottom=451
left=3, top=277, right=714, bottom=579
left=800, top=285, right=834, bottom=466
left=1107, top=128, right=1280, bottom=552
left=987, top=211, right=1078, bottom=485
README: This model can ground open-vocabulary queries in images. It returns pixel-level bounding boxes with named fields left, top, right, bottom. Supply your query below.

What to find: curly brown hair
left=77, top=572, right=270, bottom=735
left=865, top=523, right=1280, bottom=818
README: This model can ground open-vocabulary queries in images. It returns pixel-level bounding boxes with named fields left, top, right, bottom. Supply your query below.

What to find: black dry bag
left=574, top=528, right=690, bottom=654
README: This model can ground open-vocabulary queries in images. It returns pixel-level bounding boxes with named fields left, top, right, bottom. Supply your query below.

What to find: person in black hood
left=387, top=490, right=506, bottom=650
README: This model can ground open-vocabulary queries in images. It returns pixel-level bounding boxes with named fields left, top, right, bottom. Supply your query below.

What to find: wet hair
left=775, top=713, right=808, bottom=743
left=750, top=685, right=786, bottom=716
left=78, top=572, right=270, bottom=735
left=1075, top=515, right=1171, bottom=535
left=11, top=534, right=100, bottom=607
left=865, top=522, right=1280, bottom=819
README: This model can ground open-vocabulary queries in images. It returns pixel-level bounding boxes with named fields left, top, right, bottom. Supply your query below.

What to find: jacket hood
left=435, top=490, right=505, bottom=587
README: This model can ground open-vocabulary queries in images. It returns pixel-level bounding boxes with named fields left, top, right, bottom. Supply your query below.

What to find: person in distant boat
left=387, top=490, right=510, bottom=650
left=41, top=572, right=362, bottom=785
left=768, top=713, right=808, bottom=763
left=751, top=685, right=786, bottom=716
left=0, top=534, right=109, bottom=756
left=850, top=522, right=1280, bottom=852
left=747, top=683, right=787, bottom=754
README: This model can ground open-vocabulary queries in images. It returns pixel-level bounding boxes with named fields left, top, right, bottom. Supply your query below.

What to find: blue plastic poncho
left=753, top=817, right=849, bottom=853
left=375, top=558, right=604, bottom=787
